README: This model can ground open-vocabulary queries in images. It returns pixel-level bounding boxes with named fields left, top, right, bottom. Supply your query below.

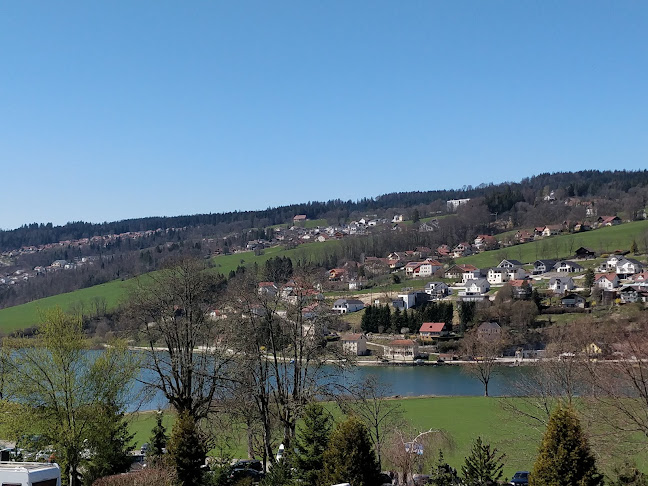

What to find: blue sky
left=1, top=1, right=646, bottom=230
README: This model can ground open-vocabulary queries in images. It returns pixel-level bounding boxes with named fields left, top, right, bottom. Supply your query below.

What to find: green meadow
left=129, top=396, right=648, bottom=478
left=457, top=220, right=648, bottom=268
left=0, top=280, right=133, bottom=333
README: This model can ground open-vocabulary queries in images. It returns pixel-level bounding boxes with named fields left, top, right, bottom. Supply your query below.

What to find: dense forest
left=2, top=169, right=648, bottom=251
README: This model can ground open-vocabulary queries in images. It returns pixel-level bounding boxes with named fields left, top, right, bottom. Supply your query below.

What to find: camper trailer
left=0, top=461, right=61, bottom=486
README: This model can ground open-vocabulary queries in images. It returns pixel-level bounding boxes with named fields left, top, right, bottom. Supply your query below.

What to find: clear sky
left=1, top=1, right=646, bottom=230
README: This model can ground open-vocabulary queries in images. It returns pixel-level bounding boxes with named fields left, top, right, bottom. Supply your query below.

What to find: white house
left=332, top=299, right=365, bottom=314
left=616, top=258, right=644, bottom=278
left=548, top=276, right=575, bottom=294
left=459, top=279, right=490, bottom=300
left=341, top=333, right=368, bottom=356
left=554, top=261, right=584, bottom=273
left=595, top=273, right=620, bottom=290
left=385, top=339, right=419, bottom=361
left=487, top=268, right=509, bottom=285
left=462, top=268, right=486, bottom=283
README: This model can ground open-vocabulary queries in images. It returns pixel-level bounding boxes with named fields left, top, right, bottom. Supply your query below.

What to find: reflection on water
left=131, top=363, right=532, bottom=412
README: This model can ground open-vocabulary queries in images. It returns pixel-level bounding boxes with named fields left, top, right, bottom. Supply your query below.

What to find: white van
left=0, top=461, right=61, bottom=486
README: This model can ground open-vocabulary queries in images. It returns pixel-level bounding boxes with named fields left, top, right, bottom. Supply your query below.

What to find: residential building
left=595, top=273, right=620, bottom=290
left=332, top=299, right=365, bottom=314
left=385, top=339, right=419, bottom=361
left=548, top=276, right=575, bottom=294
left=554, top=261, right=584, bottom=273
left=533, top=260, right=557, bottom=275
left=561, top=293, right=586, bottom=308
left=477, top=322, right=502, bottom=342
left=341, top=333, right=368, bottom=356
left=419, top=322, right=449, bottom=338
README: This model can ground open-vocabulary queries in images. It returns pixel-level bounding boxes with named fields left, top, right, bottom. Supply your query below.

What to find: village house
left=462, top=268, right=487, bottom=283
left=405, top=260, right=442, bottom=278
left=574, top=247, right=596, bottom=259
left=554, top=261, right=584, bottom=273
left=328, top=268, right=346, bottom=281
left=459, top=278, right=490, bottom=301
left=595, top=273, right=620, bottom=290
left=509, top=279, right=533, bottom=299
left=293, top=214, right=308, bottom=223
left=487, top=268, right=509, bottom=285
left=391, top=214, right=404, bottom=223
left=258, top=282, right=278, bottom=296
left=341, top=333, right=368, bottom=356
left=424, top=281, right=451, bottom=299
left=533, top=260, right=557, bottom=275
left=419, top=322, right=449, bottom=338
left=619, top=286, right=641, bottom=304
left=445, top=264, right=478, bottom=279
left=542, top=225, right=563, bottom=237
left=514, top=230, right=534, bottom=244
left=385, top=339, right=419, bottom=361
left=616, top=258, right=644, bottom=278
left=561, top=293, right=587, bottom=308
left=548, top=276, right=575, bottom=294
left=477, top=322, right=502, bottom=342
left=332, top=299, right=365, bottom=314
left=474, top=235, right=498, bottom=251
left=598, top=215, right=621, bottom=226
left=497, top=259, right=523, bottom=269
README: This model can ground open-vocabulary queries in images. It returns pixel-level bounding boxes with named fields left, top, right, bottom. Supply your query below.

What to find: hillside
left=0, top=239, right=342, bottom=332
left=457, top=219, right=648, bottom=267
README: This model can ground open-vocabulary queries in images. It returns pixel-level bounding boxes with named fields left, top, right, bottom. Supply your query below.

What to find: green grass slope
left=0, top=280, right=132, bottom=333
left=458, top=220, right=648, bottom=268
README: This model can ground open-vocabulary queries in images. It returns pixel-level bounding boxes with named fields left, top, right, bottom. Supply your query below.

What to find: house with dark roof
left=533, top=260, right=557, bottom=275
left=332, top=299, right=365, bottom=314
left=341, top=333, right=368, bottom=355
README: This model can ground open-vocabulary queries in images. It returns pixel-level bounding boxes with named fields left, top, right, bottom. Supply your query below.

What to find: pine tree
left=82, top=401, right=134, bottom=486
left=293, top=403, right=332, bottom=486
left=148, top=411, right=168, bottom=460
left=430, top=450, right=460, bottom=486
left=584, top=268, right=595, bottom=291
left=631, top=239, right=639, bottom=255
left=530, top=407, right=603, bottom=486
left=167, top=411, right=207, bottom=486
left=323, top=416, right=381, bottom=486
left=461, top=436, right=505, bottom=485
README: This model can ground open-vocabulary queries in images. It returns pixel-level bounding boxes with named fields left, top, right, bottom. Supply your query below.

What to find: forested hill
left=3, top=169, right=648, bottom=251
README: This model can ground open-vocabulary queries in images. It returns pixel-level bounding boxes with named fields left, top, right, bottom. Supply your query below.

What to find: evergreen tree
left=430, top=450, right=460, bottom=486
left=609, top=461, right=648, bottom=486
left=323, top=417, right=381, bottom=486
left=458, top=301, right=476, bottom=328
left=530, top=407, right=603, bottom=486
left=167, top=411, right=207, bottom=486
left=461, top=437, right=505, bottom=486
left=293, top=403, right=332, bottom=486
left=631, top=239, right=639, bottom=255
left=261, top=459, right=296, bottom=486
left=82, top=401, right=134, bottom=486
left=148, top=411, right=168, bottom=460
left=584, top=268, right=595, bottom=292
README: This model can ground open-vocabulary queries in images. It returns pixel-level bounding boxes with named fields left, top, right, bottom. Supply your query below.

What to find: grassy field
left=457, top=220, right=648, bottom=268
left=129, top=396, right=648, bottom=478
left=0, top=240, right=343, bottom=333
left=0, top=280, right=133, bottom=332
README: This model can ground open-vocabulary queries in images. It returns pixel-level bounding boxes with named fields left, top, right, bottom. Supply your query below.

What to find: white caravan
left=0, top=462, right=61, bottom=486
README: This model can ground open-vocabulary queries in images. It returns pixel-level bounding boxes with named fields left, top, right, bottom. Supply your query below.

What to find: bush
left=92, top=465, right=176, bottom=486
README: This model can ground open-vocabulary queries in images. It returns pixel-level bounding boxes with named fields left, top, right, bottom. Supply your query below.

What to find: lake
left=133, top=362, right=531, bottom=412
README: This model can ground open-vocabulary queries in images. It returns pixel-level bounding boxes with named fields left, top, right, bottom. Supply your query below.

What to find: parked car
left=510, top=470, right=530, bottom=485
left=231, top=460, right=263, bottom=472
left=229, top=467, right=264, bottom=483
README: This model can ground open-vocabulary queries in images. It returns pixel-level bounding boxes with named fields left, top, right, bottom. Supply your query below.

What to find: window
left=33, top=480, right=58, bottom=486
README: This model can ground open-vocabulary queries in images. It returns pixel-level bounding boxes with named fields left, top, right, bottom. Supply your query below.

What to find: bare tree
left=225, top=270, right=346, bottom=466
left=337, top=375, right=404, bottom=470
left=125, top=257, right=231, bottom=421
left=460, top=326, right=506, bottom=397
left=382, top=427, right=452, bottom=486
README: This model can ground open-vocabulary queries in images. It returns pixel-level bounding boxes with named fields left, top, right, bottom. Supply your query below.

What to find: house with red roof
left=419, top=322, right=449, bottom=338
left=385, top=339, right=419, bottom=361
left=595, top=273, right=620, bottom=290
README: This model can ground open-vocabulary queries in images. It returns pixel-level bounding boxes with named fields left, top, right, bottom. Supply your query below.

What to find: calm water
left=132, top=363, right=531, bottom=412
